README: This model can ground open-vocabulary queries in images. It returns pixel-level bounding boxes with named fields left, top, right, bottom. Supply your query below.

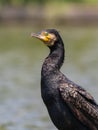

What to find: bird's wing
left=59, top=83, right=98, bottom=130
left=76, top=85, right=98, bottom=105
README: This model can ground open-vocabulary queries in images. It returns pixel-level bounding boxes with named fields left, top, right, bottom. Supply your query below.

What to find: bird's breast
left=41, top=76, right=59, bottom=105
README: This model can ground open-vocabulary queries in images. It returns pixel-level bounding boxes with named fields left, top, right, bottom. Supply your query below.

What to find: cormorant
left=31, top=29, right=98, bottom=130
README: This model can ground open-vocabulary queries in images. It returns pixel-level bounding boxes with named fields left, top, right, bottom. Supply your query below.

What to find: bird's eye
left=44, top=32, right=48, bottom=36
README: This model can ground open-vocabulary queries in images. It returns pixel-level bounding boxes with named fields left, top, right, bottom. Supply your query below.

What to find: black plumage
left=32, top=29, right=98, bottom=130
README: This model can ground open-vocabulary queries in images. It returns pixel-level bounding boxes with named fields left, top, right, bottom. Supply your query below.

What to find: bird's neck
left=41, top=41, right=65, bottom=76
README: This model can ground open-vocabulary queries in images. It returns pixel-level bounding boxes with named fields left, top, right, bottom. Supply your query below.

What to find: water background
left=0, top=26, right=98, bottom=130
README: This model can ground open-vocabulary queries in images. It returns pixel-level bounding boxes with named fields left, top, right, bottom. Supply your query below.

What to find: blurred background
left=0, top=0, right=98, bottom=130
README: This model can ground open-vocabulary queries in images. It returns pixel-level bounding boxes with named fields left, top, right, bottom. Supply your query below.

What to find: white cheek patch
left=48, top=33, right=57, bottom=46
left=50, top=33, right=57, bottom=41
left=45, top=40, right=54, bottom=47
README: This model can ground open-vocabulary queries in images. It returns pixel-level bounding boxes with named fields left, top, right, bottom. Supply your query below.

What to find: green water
left=0, top=26, right=98, bottom=130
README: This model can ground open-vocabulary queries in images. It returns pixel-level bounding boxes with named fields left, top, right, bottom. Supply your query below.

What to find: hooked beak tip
left=31, top=33, right=36, bottom=37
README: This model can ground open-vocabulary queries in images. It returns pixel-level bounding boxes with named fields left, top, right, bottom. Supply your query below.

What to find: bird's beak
left=31, top=32, right=51, bottom=43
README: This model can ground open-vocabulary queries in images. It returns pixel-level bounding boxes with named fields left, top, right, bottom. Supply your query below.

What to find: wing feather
left=59, top=83, right=98, bottom=130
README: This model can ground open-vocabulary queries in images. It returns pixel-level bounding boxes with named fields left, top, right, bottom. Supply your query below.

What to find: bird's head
left=31, top=29, right=61, bottom=47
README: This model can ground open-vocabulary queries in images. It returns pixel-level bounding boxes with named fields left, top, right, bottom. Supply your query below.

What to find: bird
left=31, top=29, right=98, bottom=130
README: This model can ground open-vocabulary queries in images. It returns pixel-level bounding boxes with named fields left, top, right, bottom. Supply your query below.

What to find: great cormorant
left=31, top=29, right=98, bottom=130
